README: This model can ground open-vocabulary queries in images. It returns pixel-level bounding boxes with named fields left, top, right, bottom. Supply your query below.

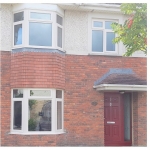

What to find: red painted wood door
left=104, top=93, right=132, bottom=146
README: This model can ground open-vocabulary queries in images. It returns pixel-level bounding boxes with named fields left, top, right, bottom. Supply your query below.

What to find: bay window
left=11, top=89, right=64, bottom=134
left=13, top=10, right=63, bottom=51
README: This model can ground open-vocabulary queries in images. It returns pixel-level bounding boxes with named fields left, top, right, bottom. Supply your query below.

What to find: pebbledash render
left=0, top=3, right=147, bottom=146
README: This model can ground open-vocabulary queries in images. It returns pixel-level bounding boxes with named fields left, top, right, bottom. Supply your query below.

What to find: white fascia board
left=13, top=3, right=64, bottom=16
left=57, top=3, right=121, bottom=13
left=93, top=84, right=147, bottom=91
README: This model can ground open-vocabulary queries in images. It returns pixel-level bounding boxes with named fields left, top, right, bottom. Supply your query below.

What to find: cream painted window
left=11, top=89, right=64, bottom=134
left=13, top=10, right=64, bottom=51
left=92, top=19, right=117, bottom=53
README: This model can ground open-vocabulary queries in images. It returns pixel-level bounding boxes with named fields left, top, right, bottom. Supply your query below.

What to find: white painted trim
left=13, top=4, right=64, bottom=16
left=11, top=88, right=64, bottom=135
left=93, top=84, right=147, bottom=91
left=89, top=15, right=120, bottom=55
left=12, top=8, right=64, bottom=52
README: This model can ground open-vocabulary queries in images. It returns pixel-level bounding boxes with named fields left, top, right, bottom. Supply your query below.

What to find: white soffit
left=93, top=84, right=147, bottom=91
left=57, top=3, right=121, bottom=13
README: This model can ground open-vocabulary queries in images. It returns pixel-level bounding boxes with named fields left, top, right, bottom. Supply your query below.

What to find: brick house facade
left=0, top=3, right=147, bottom=146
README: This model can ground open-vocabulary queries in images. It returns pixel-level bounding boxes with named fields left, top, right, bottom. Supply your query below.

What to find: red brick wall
left=1, top=51, right=11, bottom=146
left=132, top=92, right=147, bottom=146
left=11, top=52, right=65, bottom=89
left=1, top=52, right=147, bottom=146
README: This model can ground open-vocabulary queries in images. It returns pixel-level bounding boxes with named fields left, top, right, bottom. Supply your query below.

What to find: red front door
left=104, top=93, right=132, bottom=146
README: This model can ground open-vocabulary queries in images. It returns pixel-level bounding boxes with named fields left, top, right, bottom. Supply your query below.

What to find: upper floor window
left=92, top=19, right=117, bottom=53
left=13, top=10, right=63, bottom=51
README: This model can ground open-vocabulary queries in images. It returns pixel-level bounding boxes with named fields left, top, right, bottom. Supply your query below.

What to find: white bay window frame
left=11, top=88, right=64, bottom=135
left=12, top=9, right=64, bottom=51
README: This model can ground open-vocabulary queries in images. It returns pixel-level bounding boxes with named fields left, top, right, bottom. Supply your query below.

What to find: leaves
left=111, top=3, right=147, bottom=56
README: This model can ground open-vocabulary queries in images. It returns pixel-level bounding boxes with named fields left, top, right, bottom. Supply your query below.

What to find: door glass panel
left=124, top=94, right=131, bottom=141
left=28, top=100, right=51, bottom=131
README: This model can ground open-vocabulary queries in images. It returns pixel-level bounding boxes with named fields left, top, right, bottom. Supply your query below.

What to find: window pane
left=92, top=30, right=103, bottom=52
left=93, top=21, right=103, bottom=27
left=29, top=22, right=52, bottom=46
left=30, top=90, right=51, bottom=97
left=123, top=94, right=131, bottom=141
left=56, top=90, right=62, bottom=98
left=57, top=101, right=62, bottom=130
left=14, top=24, right=22, bottom=45
left=30, top=12, right=51, bottom=20
left=14, top=12, right=24, bottom=22
left=13, top=101, right=22, bottom=130
left=13, top=89, right=23, bottom=98
left=57, top=27, right=62, bottom=48
left=28, top=100, right=51, bottom=131
left=105, top=21, right=113, bottom=29
left=106, top=32, right=115, bottom=51
left=57, top=15, right=63, bottom=25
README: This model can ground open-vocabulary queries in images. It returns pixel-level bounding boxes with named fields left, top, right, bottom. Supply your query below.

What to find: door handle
left=107, top=121, right=115, bottom=124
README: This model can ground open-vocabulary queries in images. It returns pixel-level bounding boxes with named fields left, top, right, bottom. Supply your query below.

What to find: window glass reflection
left=13, top=101, right=22, bottom=130
left=30, top=12, right=51, bottom=20
left=28, top=100, right=51, bottom=131
left=92, top=30, right=103, bottom=52
left=14, top=24, right=22, bottom=45
left=29, top=22, right=52, bottom=46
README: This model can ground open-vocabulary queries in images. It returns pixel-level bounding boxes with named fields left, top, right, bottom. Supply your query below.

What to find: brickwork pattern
left=11, top=52, right=65, bottom=89
left=1, top=52, right=147, bottom=146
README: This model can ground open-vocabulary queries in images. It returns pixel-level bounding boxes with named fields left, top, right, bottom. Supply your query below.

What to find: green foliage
left=111, top=3, right=147, bottom=56
left=28, top=118, right=36, bottom=131
left=29, top=100, right=37, bottom=110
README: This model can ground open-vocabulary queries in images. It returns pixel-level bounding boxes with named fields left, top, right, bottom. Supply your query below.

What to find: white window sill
left=88, top=52, right=121, bottom=56
left=9, top=131, right=66, bottom=135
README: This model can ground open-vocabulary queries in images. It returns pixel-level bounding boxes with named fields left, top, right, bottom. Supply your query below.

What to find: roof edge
left=93, top=84, right=147, bottom=91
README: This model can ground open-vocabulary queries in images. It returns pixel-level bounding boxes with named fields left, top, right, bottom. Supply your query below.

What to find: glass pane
left=13, top=89, right=23, bottom=98
left=123, top=94, right=131, bottom=141
left=28, top=100, right=51, bottom=131
left=92, top=30, right=103, bottom=52
left=56, top=90, right=62, bottom=98
left=29, top=22, right=52, bottom=46
left=105, top=21, right=113, bottom=29
left=57, top=101, right=62, bottom=130
left=106, top=32, right=115, bottom=51
left=93, top=21, right=103, bottom=27
left=14, top=24, right=22, bottom=45
left=14, top=12, right=24, bottom=22
left=30, top=90, right=51, bottom=97
left=57, top=27, right=62, bottom=48
left=57, top=15, right=63, bottom=25
left=30, top=12, right=51, bottom=20
left=13, top=101, right=22, bottom=130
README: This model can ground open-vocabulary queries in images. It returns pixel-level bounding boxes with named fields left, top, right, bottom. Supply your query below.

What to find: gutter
left=93, top=84, right=147, bottom=91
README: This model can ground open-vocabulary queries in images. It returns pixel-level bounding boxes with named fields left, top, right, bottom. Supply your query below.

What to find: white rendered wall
left=64, top=10, right=88, bottom=55
left=0, top=4, right=13, bottom=51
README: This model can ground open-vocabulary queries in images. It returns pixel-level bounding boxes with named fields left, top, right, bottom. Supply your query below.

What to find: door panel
left=104, top=93, right=132, bottom=146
